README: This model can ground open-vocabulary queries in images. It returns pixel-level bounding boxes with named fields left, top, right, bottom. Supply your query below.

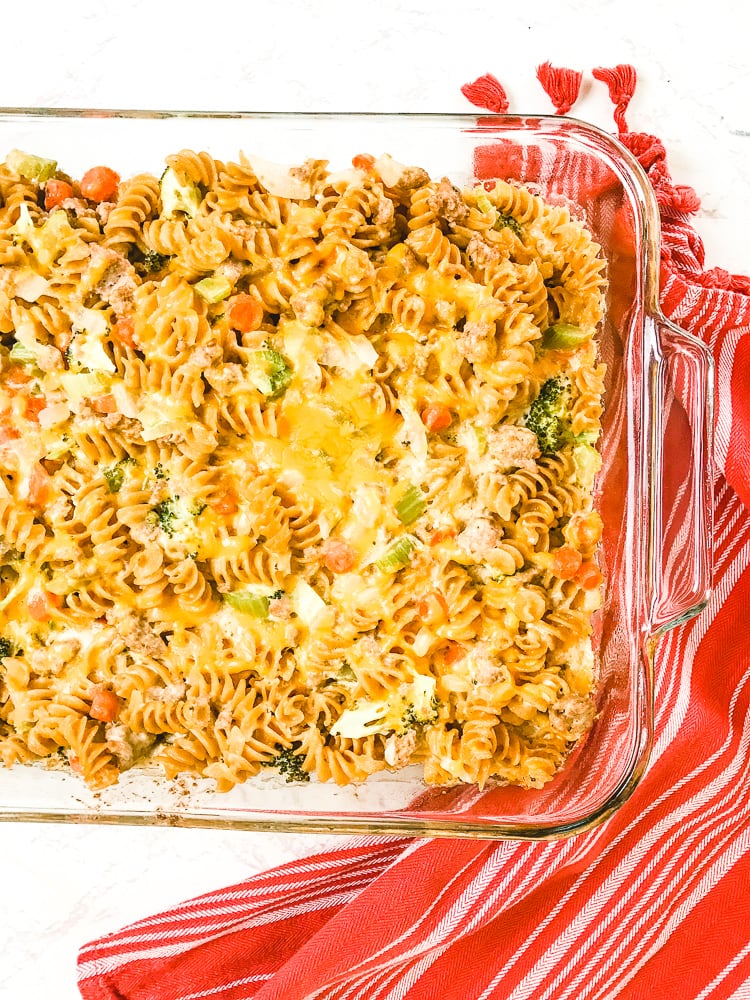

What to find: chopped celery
left=44, top=436, right=71, bottom=461
left=223, top=591, right=270, bottom=618
left=194, top=275, right=232, bottom=303
left=6, top=148, right=57, bottom=183
left=472, top=424, right=488, bottom=457
left=376, top=535, right=418, bottom=572
left=395, top=485, right=426, bottom=526
left=59, top=372, right=111, bottom=401
left=8, top=341, right=37, bottom=365
left=476, top=192, right=494, bottom=215
left=541, top=323, right=592, bottom=351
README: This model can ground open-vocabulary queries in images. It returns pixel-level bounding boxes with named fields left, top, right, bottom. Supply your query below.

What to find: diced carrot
left=226, top=293, right=264, bottom=333
left=27, top=589, right=61, bottom=622
left=3, top=366, right=32, bottom=391
left=322, top=539, right=356, bottom=574
left=552, top=545, right=583, bottom=580
left=89, top=686, right=120, bottom=723
left=430, top=526, right=456, bottom=546
left=23, top=396, right=47, bottom=422
left=576, top=561, right=604, bottom=590
left=111, top=316, right=136, bottom=349
left=352, top=153, right=375, bottom=171
left=417, top=590, right=450, bottom=621
left=209, top=488, right=238, bottom=517
left=275, top=415, right=290, bottom=438
left=421, top=403, right=452, bottom=432
left=80, top=166, right=120, bottom=203
left=27, top=463, right=51, bottom=507
left=443, top=641, right=465, bottom=666
left=44, top=179, right=74, bottom=210
left=68, top=754, right=82, bottom=774
left=0, top=426, right=20, bottom=444
left=91, top=394, right=117, bottom=414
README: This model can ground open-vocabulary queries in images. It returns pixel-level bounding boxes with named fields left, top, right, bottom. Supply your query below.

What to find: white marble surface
left=1, top=2, right=748, bottom=997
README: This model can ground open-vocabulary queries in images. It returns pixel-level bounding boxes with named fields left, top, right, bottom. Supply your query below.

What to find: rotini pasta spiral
left=0, top=146, right=606, bottom=794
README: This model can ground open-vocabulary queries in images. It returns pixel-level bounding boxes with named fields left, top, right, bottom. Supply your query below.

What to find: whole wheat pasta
left=0, top=149, right=606, bottom=791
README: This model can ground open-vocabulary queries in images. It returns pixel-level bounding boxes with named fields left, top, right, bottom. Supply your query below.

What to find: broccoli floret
left=103, top=465, right=125, bottom=494
left=149, top=498, right=177, bottom=536
left=262, top=746, right=310, bottom=783
left=264, top=348, right=293, bottom=399
left=247, top=347, right=293, bottom=400
left=525, top=376, right=574, bottom=455
left=402, top=696, right=439, bottom=731
left=102, top=458, right=135, bottom=494
left=142, top=250, right=171, bottom=273
left=0, top=638, right=21, bottom=658
left=494, top=211, right=522, bottom=238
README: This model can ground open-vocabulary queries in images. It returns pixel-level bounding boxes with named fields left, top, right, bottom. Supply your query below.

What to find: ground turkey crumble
left=428, top=177, right=470, bottom=224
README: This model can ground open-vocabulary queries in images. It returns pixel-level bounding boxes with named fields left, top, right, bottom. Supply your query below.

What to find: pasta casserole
left=0, top=147, right=606, bottom=791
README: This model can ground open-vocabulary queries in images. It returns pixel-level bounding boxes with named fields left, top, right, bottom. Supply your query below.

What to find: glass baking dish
left=0, top=110, right=713, bottom=839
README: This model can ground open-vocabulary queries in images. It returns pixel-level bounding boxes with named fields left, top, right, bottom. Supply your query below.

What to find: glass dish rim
left=0, top=109, right=698, bottom=838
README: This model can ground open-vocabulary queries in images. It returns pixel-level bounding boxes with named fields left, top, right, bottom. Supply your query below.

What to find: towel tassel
left=460, top=74, right=510, bottom=113
left=536, top=62, right=583, bottom=115
left=592, top=64, right=636, bottom=133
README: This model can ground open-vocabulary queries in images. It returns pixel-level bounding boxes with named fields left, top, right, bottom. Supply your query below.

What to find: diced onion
left=322, top=334, right=379, bottom=372
left=111, top=383, right=139, bottom=419
left=373, top=154, right=410, bottom=188
left=37, top=402, right=70, bottom=428
left=330, top=700, right=389, bottom=738
left=413, top=627, right=437, bottom=657
left=291, top=579, right=327, bottom=626
left=399, top=404, right=428, bottom=465
left=14, top=272, right=50, bottom=302
left=244, top=153, right=313, bottom=200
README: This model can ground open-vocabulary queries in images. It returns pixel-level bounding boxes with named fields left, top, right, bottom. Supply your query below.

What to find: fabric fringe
left=536, top=62, right=583, bottom=115
left=459, top=62, right=703, bottom=220
left=460, top=74, right=509, bottom=114
left=592, top=63, right=637, bottom=133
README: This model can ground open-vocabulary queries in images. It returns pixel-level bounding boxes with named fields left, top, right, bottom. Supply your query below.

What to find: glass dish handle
left=650, top=316, right=714, bottom=632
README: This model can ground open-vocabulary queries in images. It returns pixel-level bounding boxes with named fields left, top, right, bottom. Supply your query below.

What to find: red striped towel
left=77, top=67, right=750, bottom=1000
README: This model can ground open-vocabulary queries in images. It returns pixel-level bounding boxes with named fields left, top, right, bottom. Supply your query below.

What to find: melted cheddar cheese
left=0, top=149, right=606, bottom=792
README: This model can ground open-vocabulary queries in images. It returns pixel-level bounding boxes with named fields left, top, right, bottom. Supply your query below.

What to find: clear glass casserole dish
left=0, top=110, right=713, bottom=839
